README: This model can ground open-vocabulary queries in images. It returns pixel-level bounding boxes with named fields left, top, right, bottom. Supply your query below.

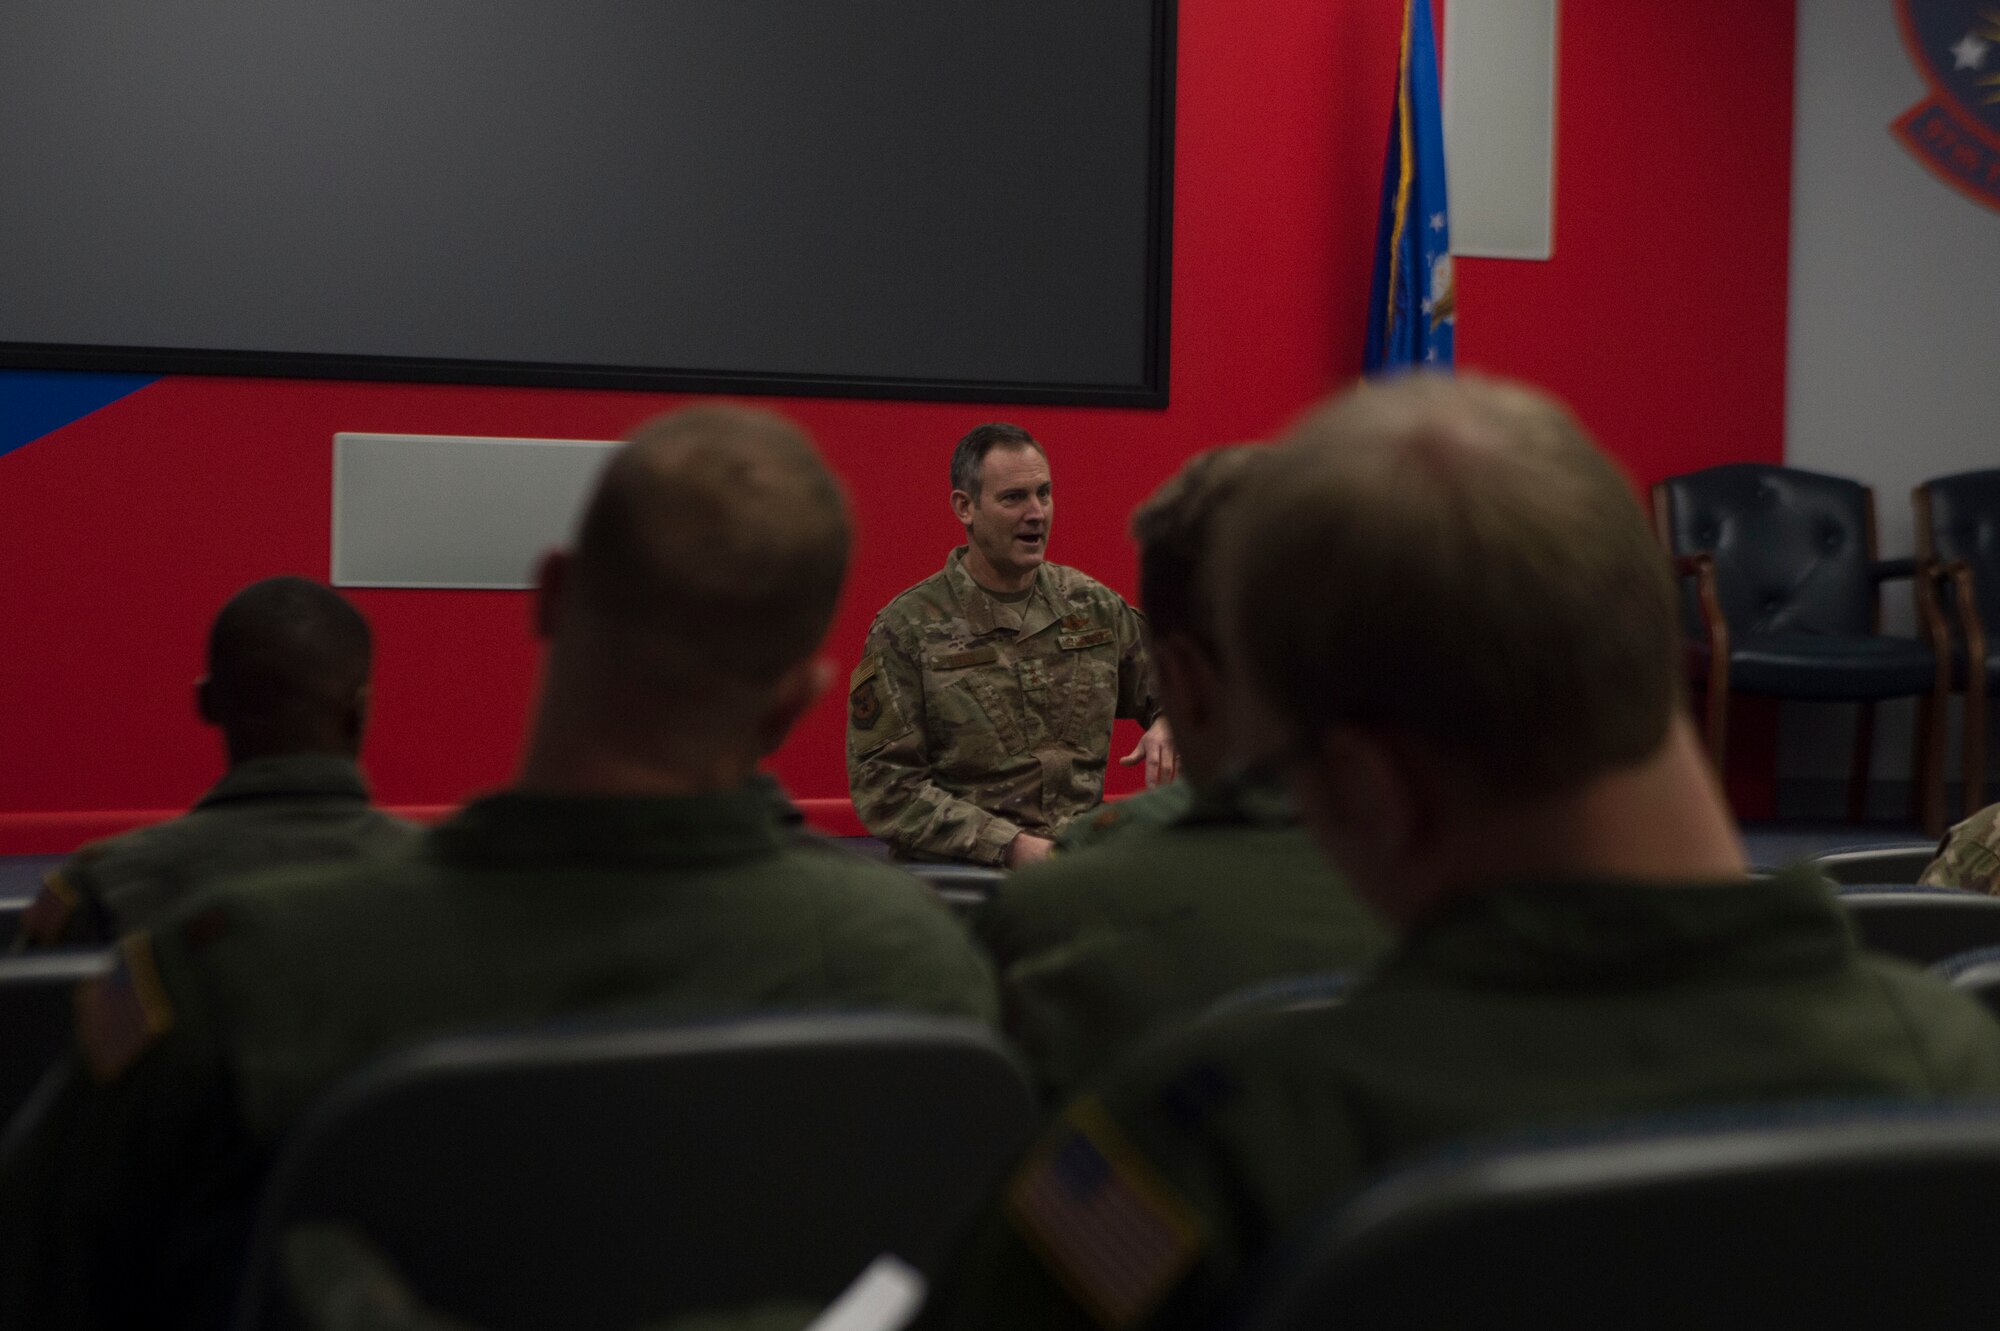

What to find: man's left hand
left=1119, top=718, right=1178, bottom=788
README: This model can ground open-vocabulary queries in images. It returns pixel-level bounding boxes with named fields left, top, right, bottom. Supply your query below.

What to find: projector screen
left=0, top=3, right=1175, bottom=405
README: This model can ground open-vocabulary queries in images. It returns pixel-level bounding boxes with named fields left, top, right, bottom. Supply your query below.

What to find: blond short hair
left=1215, top=374, right=1680, bottom=798
left=571, top=404, right=850, bottom=686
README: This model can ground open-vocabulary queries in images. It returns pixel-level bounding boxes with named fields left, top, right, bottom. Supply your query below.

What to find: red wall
left=0, top=0, right=1796, bottom=850
left=1453, top=1, right=1798, bottom=813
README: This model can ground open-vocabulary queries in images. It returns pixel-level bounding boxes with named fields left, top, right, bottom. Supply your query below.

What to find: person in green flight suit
left=15, top=576, right=418, bottom=950
left=974, top=444, right=1390, bottom=1103
left=846, top=424, right=1178, bottom=869
left=0, top=404, right=997, bottom=1331
left=919, top=374, right=2000, bottom=1331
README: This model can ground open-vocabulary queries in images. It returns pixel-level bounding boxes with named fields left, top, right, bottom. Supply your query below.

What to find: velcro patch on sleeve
left=1004, top=1098, right=1203, bottom=1329
left=19, top=871, right=81, bottom=946
left=850, top=655, right=886, bottom=732
left=76, top=933, right=176, bottom=1084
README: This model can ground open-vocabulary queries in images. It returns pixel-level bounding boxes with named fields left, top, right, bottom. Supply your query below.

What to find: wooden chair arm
left=1950, top=560, right=1989, bottom=674
left=1670, top=552, right=1729, bottom=655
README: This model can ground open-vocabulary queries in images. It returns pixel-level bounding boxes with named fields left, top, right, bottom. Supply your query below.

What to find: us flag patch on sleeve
left=76, top=932, right=176, bottom=1083
left=1004, top=1098, right=1203, bottom=1329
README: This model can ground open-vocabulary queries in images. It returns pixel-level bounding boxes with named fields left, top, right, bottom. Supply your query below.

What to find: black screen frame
left=0, top=2, right=1176, bottom=408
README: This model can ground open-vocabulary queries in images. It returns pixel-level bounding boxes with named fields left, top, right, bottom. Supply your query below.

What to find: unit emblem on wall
left=1894, top=1, right=2000, bottom=210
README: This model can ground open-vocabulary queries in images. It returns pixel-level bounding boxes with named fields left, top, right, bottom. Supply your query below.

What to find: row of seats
left=65, top=1012, right=2000, bottom=1328
left=1654, top=463, right=2000, bottom=835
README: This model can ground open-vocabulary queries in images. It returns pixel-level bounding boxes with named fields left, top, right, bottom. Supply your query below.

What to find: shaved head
left=564, top=404, right=851, bottom=693
left=205, top=577, right=372, bottom=758
left=1217, top=373, right=1680, bottom=799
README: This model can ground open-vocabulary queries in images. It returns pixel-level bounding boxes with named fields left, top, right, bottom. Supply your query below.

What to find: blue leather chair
left=233, top=1012, right=1037, bottom=1331
left=1653, top=464, right=1947, bottom=831
left=1230, top=1101, right=2000, bottom=1330
left=1915, top=468, right=2000, bottom=818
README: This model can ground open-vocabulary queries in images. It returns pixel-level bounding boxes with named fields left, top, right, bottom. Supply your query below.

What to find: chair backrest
left=236, top=1012, right=1037, bottom=1331
left=1837, top=886, right=2000, bottom=964
left=0, top=898, right=27, bottom=951
left=1653, top=463, right=1878, bottom=637
left=1202, top=971, right=1360, bottom=1021
left=1916, top=468, right=2000, bottom=634
left=1232, top=1102, right=2000, bottom=1331
left=1934, top=945, right=2000, bottom=1018
left=0, top=949, right=111, bottom=1135
left=1806, top=843, right=1941, bottom=885
left=903, top=863, right=1006, bottom=919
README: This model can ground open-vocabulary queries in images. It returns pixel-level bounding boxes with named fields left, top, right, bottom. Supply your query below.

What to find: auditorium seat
left=0, top=949, right=111, bottom=1133
left=903, top=863, right=1006, bottom=918
left=0, top=896, right=29, bottom=951
left=1202, top=971, right=1360, bottom=1020
left=233, top=1012, right=1037, bottom=1331
left=1229, top=1101, right=2000, bottom=1330
left=1836, top=886, right=2000, bottom=964
left=1934, top=945, right=2000, bottom=1018
left=1806, top=844, right=1941, bottom=885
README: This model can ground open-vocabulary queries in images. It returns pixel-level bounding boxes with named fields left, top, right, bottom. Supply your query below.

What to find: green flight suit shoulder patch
left=1004, top=1097, right=1203, bottom=1329
left=77, top=933, right=175, bottom=1083
left=18, top=870, right=81, bottom=947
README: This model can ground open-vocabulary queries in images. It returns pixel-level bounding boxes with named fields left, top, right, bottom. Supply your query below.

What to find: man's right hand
left=1003, top=833, right=1054, bottom=869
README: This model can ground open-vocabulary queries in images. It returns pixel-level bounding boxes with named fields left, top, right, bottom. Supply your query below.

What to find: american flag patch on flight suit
left=1005, top=1098, right=1202, bottom=1329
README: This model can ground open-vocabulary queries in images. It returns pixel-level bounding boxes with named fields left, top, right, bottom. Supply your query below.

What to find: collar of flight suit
left=194, top=753, right=372, bottom=809
left=943, top=546, right=1063, bottom=640
left=428, top=782, right=789, bottom=871
left=1380, top=866, right=1853, bottom=991
left=1178, top=772, right=1299, bottom=830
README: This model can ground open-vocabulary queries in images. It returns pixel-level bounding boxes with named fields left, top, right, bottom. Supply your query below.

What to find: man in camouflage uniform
left=974, top=446, right=1390, bottom=1102
left=15, top=577, right=417, bottom=949
left=0, top=406, right=996, bottom=1331
left=1920, top=801, right=2000, bottom=894
left=847, top=424, right=1175, bottom=868
left=921, top=376, right=2000, bottom=1331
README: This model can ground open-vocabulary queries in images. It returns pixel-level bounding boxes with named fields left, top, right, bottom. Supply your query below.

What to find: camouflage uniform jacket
left=0, top=783, right=997, bottom=1331
left=16, top=753, right=419, bottom=949
left=1920, top=802, right=2000, bottom=895
left=847, top=549, right=1158, bottom=864
left=922, top=869, right=2000, bottom=1331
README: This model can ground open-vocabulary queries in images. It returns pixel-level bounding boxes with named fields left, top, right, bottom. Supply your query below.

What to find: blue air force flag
left=1365, top=0, right=1455, bottom=373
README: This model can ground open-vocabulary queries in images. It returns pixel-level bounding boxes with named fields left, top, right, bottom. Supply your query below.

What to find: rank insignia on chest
left=1018, top=659, right=1052, bottom=692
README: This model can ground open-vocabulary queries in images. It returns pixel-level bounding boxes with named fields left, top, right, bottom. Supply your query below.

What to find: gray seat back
left=236, top=1012, right=1036, bottom=1331
left=1837, top=887, right=2000, bottom=963
left=1807, top=844, right=1941, bottom=885
left=0, top=949, right=111, bottom=1135
left=1234, top=1103, right=2000, bottom=1331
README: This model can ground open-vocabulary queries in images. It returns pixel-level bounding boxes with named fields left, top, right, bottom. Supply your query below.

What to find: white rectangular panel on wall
left=1443, top=0, right=1558, bottom=260
left=332, top=433, right=619, bottom=589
